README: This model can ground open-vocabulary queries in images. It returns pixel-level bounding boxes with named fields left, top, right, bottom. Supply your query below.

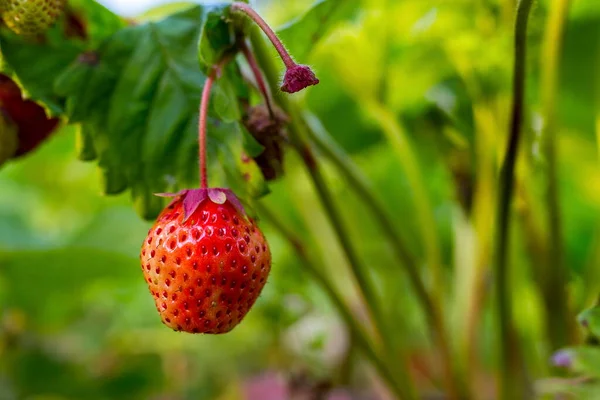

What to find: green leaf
left=277, top=0, right=360, bottom=61
left=197, top=4, right=236, bottom=72
left=0, top=31, right=83, bottom=115
left=54, top=6, right=266, bottom=219
left=75, top=124, right=97, bottom=161
left=1, top=2, right=267, bottom=220
left=0, top=0, right=125, bottom=115
left=213, top=67, right=242, bottom=122
left=241, top=125, right=265, bottom=158
left=131, top=181, right=166, bottom=221
left=213, top=57, right=251, bottom=123
left=208, top=120, right=269, bottom=202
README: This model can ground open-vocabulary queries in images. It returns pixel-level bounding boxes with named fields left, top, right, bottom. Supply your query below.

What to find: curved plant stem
left=249, top=28, right=417, bottom=400
left=231, top=2, right=295, bottom=68
left=540, top=0, right=573, bottom=351
left=198, top=75, right=214, bottom=189
left=256, top=203, right=411, bottom=400
left=495, top=0, right=534, bottom=398
left=303, top=113, right=468, bottom=399
left=239, top=40, right=274, bottom=118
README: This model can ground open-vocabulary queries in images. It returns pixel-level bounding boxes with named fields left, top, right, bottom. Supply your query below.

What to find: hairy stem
left=231, top=2, right=295, bottom=68
left=540, top=0, right=572, bottom=351
left=256, top=203, right=412, bottom=400
left=495, top=0, right=534, bottom=397
left=199, top=57, right=234, bottom=189
left=199, top=75, right=214, bottom=189
left=240, top=40, right=274, bottom=118
left=304, top=113, right=468, bottom=399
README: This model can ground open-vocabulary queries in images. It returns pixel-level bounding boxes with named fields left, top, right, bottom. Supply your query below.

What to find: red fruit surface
left=140, top=191, right=272, bottom=334
left=0, top=74, right=59, bottom=157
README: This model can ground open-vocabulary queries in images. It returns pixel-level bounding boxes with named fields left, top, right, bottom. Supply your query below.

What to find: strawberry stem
left=198, top=53, right=238, bottom=189
left=240, top=41, right=274, bottom=119
left=199, top=74, right=214, bottom=189
left=231, top=2, right=295, bottom=69
left=231, top=2, right=319, bottom=94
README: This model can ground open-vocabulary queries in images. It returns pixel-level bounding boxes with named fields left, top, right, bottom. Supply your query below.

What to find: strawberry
left=0, top=74, right=59, bottom=157
left=140, top=188, right=271, bottom=334
left=1, top=0, right=66, bottom=36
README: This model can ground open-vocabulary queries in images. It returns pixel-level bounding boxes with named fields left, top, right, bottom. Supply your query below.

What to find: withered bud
left=243, top=104, right=289, bottom=181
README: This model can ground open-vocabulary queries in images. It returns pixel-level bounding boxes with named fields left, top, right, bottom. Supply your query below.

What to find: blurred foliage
left=0, top=0, right=599, bottom=399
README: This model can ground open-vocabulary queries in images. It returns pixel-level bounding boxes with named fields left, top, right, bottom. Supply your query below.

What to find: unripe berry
left=2, top=0, right=66, bottom=36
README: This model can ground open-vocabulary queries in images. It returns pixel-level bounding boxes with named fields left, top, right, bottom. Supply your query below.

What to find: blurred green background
left=0, top=0, right=599, bottom=399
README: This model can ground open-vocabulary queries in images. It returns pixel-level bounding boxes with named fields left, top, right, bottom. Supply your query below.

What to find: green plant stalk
left=589, top=18, right=600, bottom=315
left=363, top=102, right=444, bottom=307
left=303, top=112, right=468, bottom=400
left=256, top=203, right=412, bottom=400
left=597, top=117, right=600, bottom=168
left=597, top=25, right=600, bottom=155
left=363, top=101, right=448, bottom=390
left=597, top=46, right=600, bottom=163
left=540, top=0, right=573, bottom=351
left=446, top=57, right=498, bottom=394
left=298, top=142, right=417, bottom=397
left=465, top=103, right=496, bottom=387
left=494, top=0, right=534, bottom=398
left=248, top=30, right=417, bottom=399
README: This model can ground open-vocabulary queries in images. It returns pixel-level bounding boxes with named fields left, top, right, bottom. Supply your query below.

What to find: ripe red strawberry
left=140, top=188, right=271, bottom=334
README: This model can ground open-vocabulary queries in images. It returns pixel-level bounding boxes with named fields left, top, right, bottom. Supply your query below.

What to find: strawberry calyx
left=156, top=188, right=246, bottom=222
